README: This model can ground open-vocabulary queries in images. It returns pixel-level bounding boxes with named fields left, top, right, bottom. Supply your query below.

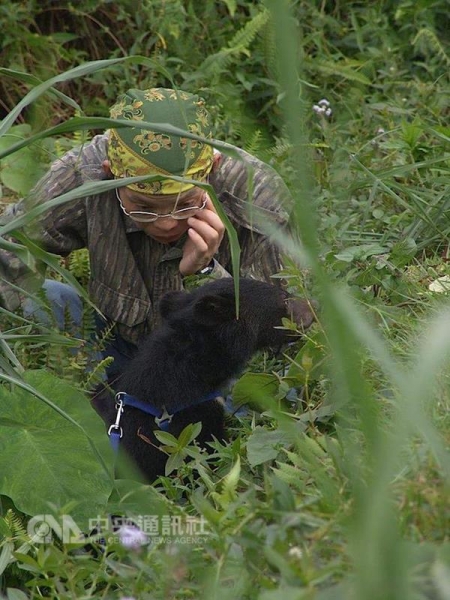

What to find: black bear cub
left=92, top=278, right=315, bottom=482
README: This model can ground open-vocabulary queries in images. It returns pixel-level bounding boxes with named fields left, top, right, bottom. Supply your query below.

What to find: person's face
left=117, top=186, right=207, bottom=244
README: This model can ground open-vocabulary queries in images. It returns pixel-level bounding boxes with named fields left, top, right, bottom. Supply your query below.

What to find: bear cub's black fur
left=92, top=278, right=315, bottom=482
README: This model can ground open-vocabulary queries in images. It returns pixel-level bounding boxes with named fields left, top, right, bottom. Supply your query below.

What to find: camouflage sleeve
left=210, top=145, right=292, bottom=285
left=211, top=145, right=292, bottom=223
left=239, top=230, right=284, bottom=284
left=0, top=135, right=107, bottom=310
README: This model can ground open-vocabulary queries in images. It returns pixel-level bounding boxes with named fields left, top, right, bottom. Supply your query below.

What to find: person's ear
left=102, top=160, right=113, bottom=177
left=212, top=152, right=221, bottom=171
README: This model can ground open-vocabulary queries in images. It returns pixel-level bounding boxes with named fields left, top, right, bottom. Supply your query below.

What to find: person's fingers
left=192, top=204, right=224, bottom=228
left=186, top=227, right=209, bottom=254
left=187, top=218, right=222, bottom=249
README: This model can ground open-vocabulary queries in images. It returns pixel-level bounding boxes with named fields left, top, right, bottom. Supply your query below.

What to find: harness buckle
left=155, top=406, right=173, bottom=429
left=107, top=424, right=123, bottom=438
left=108, top=394, right=124, bottom=439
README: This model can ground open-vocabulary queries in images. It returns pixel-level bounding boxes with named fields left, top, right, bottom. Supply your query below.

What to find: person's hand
left=179, top=195, right=225, bottom=276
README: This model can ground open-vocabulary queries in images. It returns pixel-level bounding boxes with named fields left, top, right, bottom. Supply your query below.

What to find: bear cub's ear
left=159, top=291, right=191, bottom=320
left=193, top=293, right=236, bottom=326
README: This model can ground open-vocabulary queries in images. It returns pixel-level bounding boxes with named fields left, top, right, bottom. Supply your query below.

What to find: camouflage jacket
left=0, top=134, right=292, bottom=344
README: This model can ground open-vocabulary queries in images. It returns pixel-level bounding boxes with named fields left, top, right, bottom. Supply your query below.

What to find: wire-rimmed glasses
left=115, top=188, right=207, bottom=223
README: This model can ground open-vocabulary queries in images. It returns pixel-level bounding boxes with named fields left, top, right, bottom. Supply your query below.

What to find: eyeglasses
left=115, top=188, right=207, bottom=223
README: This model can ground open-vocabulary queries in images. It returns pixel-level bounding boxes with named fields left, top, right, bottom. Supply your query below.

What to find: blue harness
left=108, top=391, right=220, bottom=452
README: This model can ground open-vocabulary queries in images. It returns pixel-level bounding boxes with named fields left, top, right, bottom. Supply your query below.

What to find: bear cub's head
left=158, top=277, right=315, bottom=358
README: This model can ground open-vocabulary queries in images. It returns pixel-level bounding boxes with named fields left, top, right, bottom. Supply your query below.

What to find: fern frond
left=68, top=248, right=91, bottom=287
left=270, top=136, right=293, bottom=158
left=198, top=9, right=270, bottom=76
left=54, top=139, right=67, bottom=158
left=83, top=356, right=114, bottom=392
left=413, top=28, right=450, bottom=66
left=244, top=129, right=264, bottom=156
left=72, top=110, right=90, bottom=146
left=4, top=509, right=27, bottom=539
left=227, top=8, right=270, bottom=51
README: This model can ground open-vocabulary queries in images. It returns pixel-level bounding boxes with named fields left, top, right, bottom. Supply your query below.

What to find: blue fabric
left=223, top=395, right=249, bottom=417
left=23, top=280, right=83, bottom=331
left=119, top=392, right=162, bottom=419
left=26, top=279, right=138, bottom=380
left=108, top=390, right=220, bottom=452
left=109, top=430, right=122, bottom=452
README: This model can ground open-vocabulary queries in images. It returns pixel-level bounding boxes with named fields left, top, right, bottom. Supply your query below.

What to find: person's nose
left=151, top=215, right=179, bottom=231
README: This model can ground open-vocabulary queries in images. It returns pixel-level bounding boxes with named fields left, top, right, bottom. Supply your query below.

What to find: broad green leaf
left=286, top=329, right=328, bottom=384
left=0, top=370, right=113, bottom=525
left=246, top=426, right=293, bottom=467
left=165, top=452, right=184, bottom=476
left=153, top=430, right=179, bottom=447
left=334, top=243, right=389, bottom=263
left=269, top=474, right=296, bottom=512
left=6, top=588, right=30, bottom=600
left=0, top=372, right=88, bottom=429
left=107, top=479, right=178, bottom=519
left=177, top=421, right=202, bottom=447
left=219, top=456, right=240, bottom=504
left=232, top=372, right=279, bottom=410
left=0, top=542, right=14, bottom=577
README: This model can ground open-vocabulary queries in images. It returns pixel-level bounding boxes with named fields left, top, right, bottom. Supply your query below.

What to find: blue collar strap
left=108, top=390, right=220, bottom=450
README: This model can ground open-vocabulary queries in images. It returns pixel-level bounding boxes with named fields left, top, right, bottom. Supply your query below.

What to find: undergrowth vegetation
left=0, top=1, right=449, bottom=599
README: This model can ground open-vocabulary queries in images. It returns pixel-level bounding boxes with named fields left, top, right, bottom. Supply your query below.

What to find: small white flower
left=288, top=546, right=303, bottom=559
left=313, top=99, right=332, bottom=119
left=377, top=127, right=386, bottom=135
left=118, top=524, right=148, bottom=550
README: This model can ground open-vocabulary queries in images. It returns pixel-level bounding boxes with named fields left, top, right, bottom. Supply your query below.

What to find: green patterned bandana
left=107, top=88, right=214, bottom=195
